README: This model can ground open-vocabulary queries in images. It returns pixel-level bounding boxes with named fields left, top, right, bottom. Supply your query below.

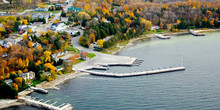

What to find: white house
left=34, top=7, right=48, bottom=12
left=19, top=71, right=35, bottom=81
left=2, top=38, right=16, bottom=48
left=151, top=25, right=160, bottom=30
left=51, top=22, right=67, bottom=31
left=5, top=79, right=13, bottom=86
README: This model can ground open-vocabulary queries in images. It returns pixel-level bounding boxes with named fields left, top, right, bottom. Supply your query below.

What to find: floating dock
left=80, top=66, right=185, bottom=78
left=30, top=87, right=48, bottom=94
left=155, top=34, right=170, bottom=39
left=189, top=30, right=205, bottom=36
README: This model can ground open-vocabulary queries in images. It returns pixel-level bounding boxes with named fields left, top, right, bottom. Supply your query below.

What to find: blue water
left=7, top=32, right=220, bottom=110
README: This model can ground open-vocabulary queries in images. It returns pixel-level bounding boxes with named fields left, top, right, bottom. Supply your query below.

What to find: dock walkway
left=155, top=34, right=170, bottom=39
left=80, top=66, right=185, bottom=77
left=18, top=97, right=73, bottom=110
left=189, top=30, right=205, bottom=36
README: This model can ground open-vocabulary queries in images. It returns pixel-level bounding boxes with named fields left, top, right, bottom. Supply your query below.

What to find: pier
left=155, top=34, right=170, bottom=39
left=80, top=66, right=185, bottom=78
left=18, top=96, right=73, bottom=110
left=189, top=30, right=205, bottom=36
left=30, top=87, right=48, bottom=94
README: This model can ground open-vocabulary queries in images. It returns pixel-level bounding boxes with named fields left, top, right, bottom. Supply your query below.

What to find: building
left=0, top=23, right=4, bottom=27
left=33, top=42, right=41, bottom=49
left=59, top=29, right=79, bottom=35
left=68, top=6, right=82, bottom=12
left=1, top=38, right=16, bottom=48
left=34, top=7, right=48, bottom=12
left=51, top=22, right=67, bottom=31
left=19, top=71, right=35, bottom=81
left=26, top=13, right=52, bottom=24
left=5, top=79, right=13, bottom=86
left=18, top=25, right=37, bottom=32
left=61, top=17, right=69, bottom=23
left=151, top=25, right=160, bottom=30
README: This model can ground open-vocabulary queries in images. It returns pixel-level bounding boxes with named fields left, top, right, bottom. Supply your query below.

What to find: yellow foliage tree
left=97, top=39, right=105, bottom=48
left=17, top=70, right=22, bottom=75
left=12, top=83, right=18, bottom=91
left=177, top=19, right=181, bottom=24
left=44, top=63, right=56, bottom=71
left=54, top=20, right=58, bottom=24
left=23, top=34, right=28, bottom=40
left=28, top=29, right=32, bottom=33
left=14, top=77, right=23, bottom=86
left=35, top=60, right=41, bottom=66
left=23, top=19, right=28, bottom=25
left=43, top=51, right=51, bottom=63
left=23, top=68, right=28, bottom=73
left=123, top=5, right=129, bottom=11
left=140, top=18, right=152, bottom=31
left=17, top=58, right=24, bottom=69
left=89, top=33, right=96, bottom=43
left=28, top=41, right=33, bottom=48
left=84, top=4, right=91, bottom=10
left=37, top=46, right=42, bottom=51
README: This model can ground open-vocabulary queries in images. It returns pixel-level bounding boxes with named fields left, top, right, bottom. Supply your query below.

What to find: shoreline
left=110, top=29, right=220, bottom=55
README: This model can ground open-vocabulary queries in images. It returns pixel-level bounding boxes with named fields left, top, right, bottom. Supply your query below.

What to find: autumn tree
left=14, top=77, right=23, bottom=86
left=43, top=51, right=51, bottom=63
left=140, top=18, right=152, bottom=31
left=12, top=83, right=18, bottom=91
left=44, top=63, right=56, bottom=71
left=97, top=39, right=105, bottom=48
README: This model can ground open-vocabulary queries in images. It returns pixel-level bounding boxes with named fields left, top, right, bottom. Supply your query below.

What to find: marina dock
left=80, top=66, right=185, bottom=78
left=155, top=34, right=170, bottom=39
left=18, top=97, right=73, bottom=110
left=189, top=30, right=205, bottom=36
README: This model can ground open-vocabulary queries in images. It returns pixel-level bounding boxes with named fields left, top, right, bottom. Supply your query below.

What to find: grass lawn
left=65, top=46, right=80, bottom=53
left=88, top=53, right=96, bottom=59
left=119, top=40, right=129, bottom=46
left=31, top=79, right=45, bottom=87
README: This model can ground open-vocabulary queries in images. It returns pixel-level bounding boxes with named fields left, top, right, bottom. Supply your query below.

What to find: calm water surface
left=7, top=32, right=220, bottom=110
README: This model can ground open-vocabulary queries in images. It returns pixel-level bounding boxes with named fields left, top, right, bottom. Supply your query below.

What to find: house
left=33, top=42, right=41, bottom=49
left=61, top=17, right=69, bottom=23
left=0, top=23, right=4, bottom=27
left=60, top=29, right=79, bottom=35
left=5, top=79, right=13, bottom=86
left=51, top=22, right=67, bottom=31
left=2, top=38, right=16, bottom=48
left=18, top=25, right=37, bottom=32
left=26, top=13, right=52, bottom=24
left=19, top=71, right=35, bottom=81
left=151, top=25, right=160, bottom=30
left=34, top=7, right=48, bottom=12
left=68, top=6, right=82, bottom=12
